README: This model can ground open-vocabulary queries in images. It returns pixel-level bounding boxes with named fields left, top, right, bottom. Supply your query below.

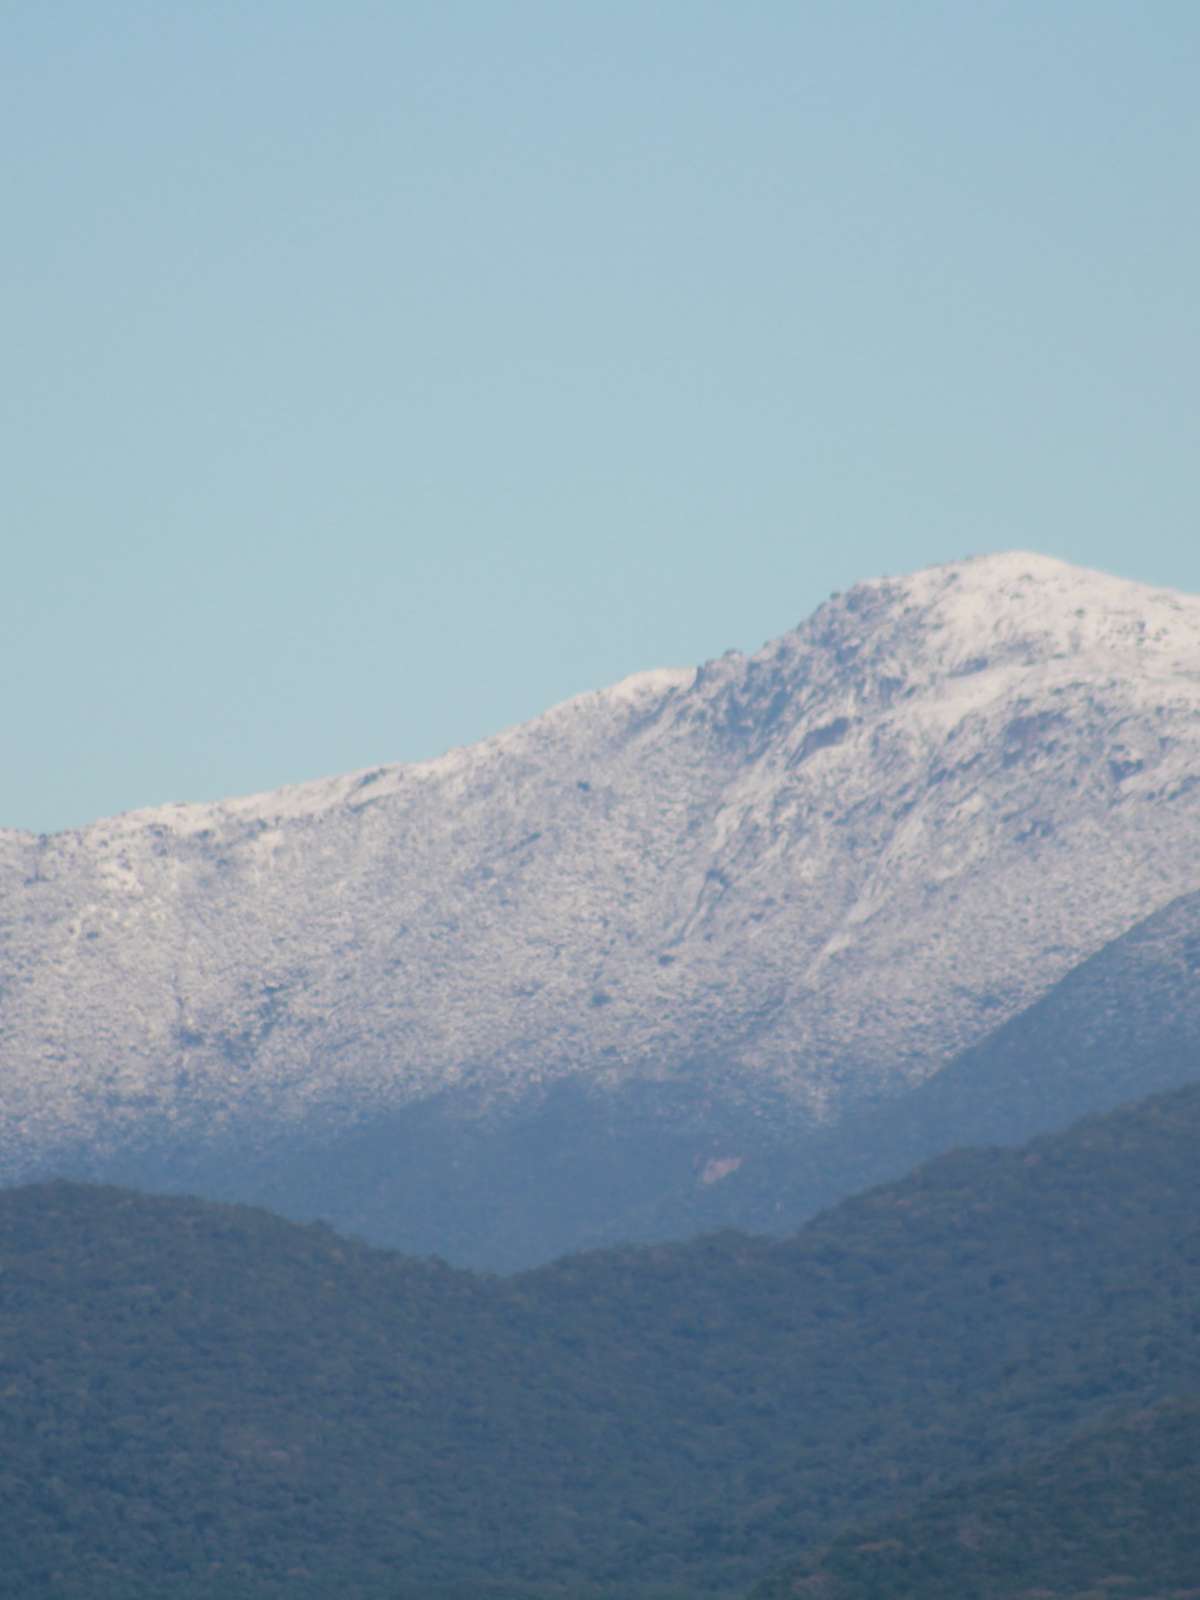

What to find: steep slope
left=830, top=881, right=1200, bottom=1162
left=89, top=874, right=1199, bottom=1270
left=1, top=1085, right=1199, bottom=1598
left=751, top=1397, right=1200, bottom=1600
left=3, top=552, right=1200, bottom=1245
left=601, top=886, right=1200, bottom=1254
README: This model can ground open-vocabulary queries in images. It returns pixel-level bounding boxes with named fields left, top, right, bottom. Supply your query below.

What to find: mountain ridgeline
left=3, top=550, right=1200, bottom=1264
left=1, top=1085, right=1198, bottom=1598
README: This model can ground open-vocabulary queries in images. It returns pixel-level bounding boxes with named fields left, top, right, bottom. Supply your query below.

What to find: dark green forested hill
left=1, top=1085, right=1199, bottom=1598
left=751, top=1396, right=1200, bottom=1600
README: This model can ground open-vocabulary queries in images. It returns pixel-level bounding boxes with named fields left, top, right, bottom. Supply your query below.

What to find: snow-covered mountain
left=3, top=551, right=1200, bottom=1250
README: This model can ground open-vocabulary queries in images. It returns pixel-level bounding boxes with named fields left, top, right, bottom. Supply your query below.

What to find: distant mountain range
left=3, top=550, right=1199, bottom=1264
left=2, top=1084, right=1198, bottom=1598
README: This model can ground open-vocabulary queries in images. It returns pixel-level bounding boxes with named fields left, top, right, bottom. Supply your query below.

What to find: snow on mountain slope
left=3, top=551, right=1200, bottom=1174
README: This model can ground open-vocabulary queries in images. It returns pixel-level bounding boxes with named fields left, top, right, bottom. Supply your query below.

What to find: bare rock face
left=3, top=550, right=1200, bottom=1189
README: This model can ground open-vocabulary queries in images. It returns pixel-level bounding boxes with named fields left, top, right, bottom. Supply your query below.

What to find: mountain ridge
left=4, top=550, right=1200, bottom=1239
left=6, top=547, right=1191, bottom=842
left=3, top=1082, right=1200, bottom=1597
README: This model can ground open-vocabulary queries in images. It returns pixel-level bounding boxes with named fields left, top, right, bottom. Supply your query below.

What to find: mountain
left=751, top=1396, right=1200, bottom=1600
left=600, top=884, right=1200, bottom=1252
left=4, top=551, right=1200, bottom=1263
left=2, top=1084, right=1199, bottom=1598
left=93, top=882, right=1200, bottom=1270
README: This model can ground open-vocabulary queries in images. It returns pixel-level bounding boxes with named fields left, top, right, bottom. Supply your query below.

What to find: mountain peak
left=775, top=550, right=1200, bottom=707
left=4, top=548, right=1200, bottom=1241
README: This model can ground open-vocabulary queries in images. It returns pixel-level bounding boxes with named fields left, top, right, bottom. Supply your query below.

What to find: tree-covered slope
left=1, top=1085, right=1199, bottom=1598
left=751, top=1396, right=1200, bottom=1600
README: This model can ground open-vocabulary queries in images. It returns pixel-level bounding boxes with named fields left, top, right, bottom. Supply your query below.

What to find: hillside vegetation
left=1, top=1084, right=1198, bottom=1597
left=753, top=1397, right=1200, bottom=1600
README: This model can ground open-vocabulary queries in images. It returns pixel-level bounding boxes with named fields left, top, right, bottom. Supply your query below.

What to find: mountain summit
left=4, top=552, right=1199, bottom=1258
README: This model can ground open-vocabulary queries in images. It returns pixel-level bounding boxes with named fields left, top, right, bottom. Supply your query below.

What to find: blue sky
left=6, top=2, right=1198, bottom=833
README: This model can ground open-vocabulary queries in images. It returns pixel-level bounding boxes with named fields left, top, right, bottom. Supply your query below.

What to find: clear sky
left=6, top=2, right=1198, bottom=834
